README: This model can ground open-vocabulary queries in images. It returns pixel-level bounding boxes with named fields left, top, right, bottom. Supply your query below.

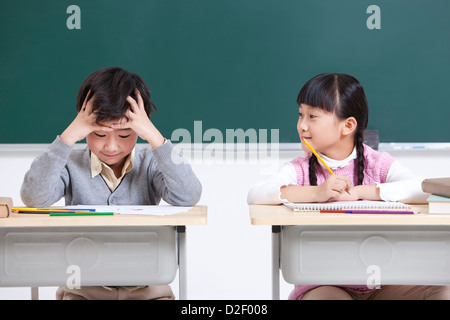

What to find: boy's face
left=86, top=119, right=138, bottom=170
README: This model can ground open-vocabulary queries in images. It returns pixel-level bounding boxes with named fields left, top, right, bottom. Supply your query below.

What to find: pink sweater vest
left=288, top=144, right=396, bottom=300
left=290, top=144, right=395, bottom=187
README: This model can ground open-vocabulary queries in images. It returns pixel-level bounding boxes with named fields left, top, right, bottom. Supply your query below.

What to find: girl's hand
left=111, top=89, right=165, bottom=149
left=60, top=93, right=112, bottom=146
left=329, top=186, right=360, bottom=202
left=316, top=175, right=352, bottom=202
left=332, top=184, right=382, bottom=202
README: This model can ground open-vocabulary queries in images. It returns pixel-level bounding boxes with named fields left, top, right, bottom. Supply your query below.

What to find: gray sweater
left=21, top=137, right=202, bottom=207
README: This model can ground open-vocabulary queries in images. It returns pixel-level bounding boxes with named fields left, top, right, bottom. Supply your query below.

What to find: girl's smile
left=297, top=104, right=355, bottom=160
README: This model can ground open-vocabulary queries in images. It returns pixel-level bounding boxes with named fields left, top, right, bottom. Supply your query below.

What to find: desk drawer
left=0, top=226, right=177, bottom=287
left=281, top=225, right=450, bottom=285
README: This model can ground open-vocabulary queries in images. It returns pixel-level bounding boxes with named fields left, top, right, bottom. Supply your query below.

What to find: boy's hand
left=60, top=93, right=112, bottom=146
left=111, top=89, right=165, bottom=149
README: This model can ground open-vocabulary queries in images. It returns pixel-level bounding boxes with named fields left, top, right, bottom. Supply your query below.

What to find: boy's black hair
left=297, top=73, right=369, bottom=186
left=76, top=67, right=156, bottom=123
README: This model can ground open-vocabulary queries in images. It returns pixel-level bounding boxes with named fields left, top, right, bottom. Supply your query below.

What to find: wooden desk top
left=0, top=205, right=207, bottom=227
left=249, top=204, right=450, bottom=226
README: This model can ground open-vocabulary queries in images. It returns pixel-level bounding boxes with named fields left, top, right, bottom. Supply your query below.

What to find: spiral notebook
left=283, top=200, right=411, bottom=212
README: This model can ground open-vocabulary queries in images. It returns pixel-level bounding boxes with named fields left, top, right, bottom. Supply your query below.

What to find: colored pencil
left=13, top=207, right=95, bottom=212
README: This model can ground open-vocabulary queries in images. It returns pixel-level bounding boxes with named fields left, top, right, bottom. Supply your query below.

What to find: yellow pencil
left=302, top=138, right=350, bottom=194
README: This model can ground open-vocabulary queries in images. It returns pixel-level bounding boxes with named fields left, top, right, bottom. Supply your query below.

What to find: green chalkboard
left=1, top=0, right=449, bottom=143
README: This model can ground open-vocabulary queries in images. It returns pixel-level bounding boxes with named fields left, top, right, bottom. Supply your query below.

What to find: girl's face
left=297, top=104, right=348, bottom=159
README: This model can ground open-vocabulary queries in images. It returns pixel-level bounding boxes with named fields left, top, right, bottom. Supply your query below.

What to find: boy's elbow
left=171, top=181, right=202, bottom=206
left=20, top=191, right=43, bottom=208
left=20, top=184, right=36, bottom=207
left=184, top=183, right=202, bottom=206
left=20, top=184, right=56, bottom=208
left=20, top=193, right=52, bottom=208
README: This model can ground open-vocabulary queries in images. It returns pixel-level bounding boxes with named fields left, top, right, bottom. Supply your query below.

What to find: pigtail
left=308, top=155, right=318, bottom=186
left=355, top=130, right=365, bottom=185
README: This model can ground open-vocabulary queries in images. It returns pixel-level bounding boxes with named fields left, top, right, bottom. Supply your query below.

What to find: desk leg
left=272, top=226, right=281, bottom=300
left=177, top=226, right=187, bottom=300
left=31, top=287, right=39, bottom=300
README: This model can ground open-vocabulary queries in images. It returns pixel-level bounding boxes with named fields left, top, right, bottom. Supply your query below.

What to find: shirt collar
left=317, top=147, right=357, bottom=170
left=90, top=148, right=135, bottom=179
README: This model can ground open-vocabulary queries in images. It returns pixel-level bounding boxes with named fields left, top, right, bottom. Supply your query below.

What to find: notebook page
left=283, top=200, right=411, bottom=211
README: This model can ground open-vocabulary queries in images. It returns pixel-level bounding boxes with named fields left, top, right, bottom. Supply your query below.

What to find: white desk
left=250, top=204, right=450, bottom=299
left=0, top=206, right=207, bottom=300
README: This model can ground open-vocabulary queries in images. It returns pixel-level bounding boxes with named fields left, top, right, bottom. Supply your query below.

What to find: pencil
left=302, top=137, right=351, bottom=194
left=49, top=212, right=115, bottom=216
left=13, top=207, right=95, bottom=212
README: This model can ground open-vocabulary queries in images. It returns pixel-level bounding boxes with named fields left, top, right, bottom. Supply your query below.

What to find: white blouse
left=247, top=150, right=428, bottom=205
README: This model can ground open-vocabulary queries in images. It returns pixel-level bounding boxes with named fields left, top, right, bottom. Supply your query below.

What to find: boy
left=20, top=67, right=202, bottom=300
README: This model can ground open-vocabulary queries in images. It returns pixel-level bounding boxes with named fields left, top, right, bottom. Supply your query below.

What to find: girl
left=247, top=73, right=450, bottom=300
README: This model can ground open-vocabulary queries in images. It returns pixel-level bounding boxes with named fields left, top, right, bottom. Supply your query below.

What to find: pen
left=320, top=210, right=414, bottom=214
left=49, top=212, right=115, bottom=216
left=302, top=137, right=351, bottom=194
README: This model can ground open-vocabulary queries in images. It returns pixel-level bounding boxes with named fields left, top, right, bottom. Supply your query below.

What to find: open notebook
left=283, top=200, right=411, bottom=212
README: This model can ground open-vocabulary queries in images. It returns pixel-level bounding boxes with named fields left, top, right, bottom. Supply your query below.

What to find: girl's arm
left=348, top=184, right=381, bottom=201
left=282, top=174, right=352, bottom=203
left=378, top=161, right=428, bottom=203
left=247, top=163, right=298, bottom=204
left=248, top=163, right=352, bottom=204
left=337, top=161, right=427, bottom=203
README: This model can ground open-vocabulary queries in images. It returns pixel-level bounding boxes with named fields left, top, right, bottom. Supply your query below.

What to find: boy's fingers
left=82, top=90, right=92, bottom=112
left=91, top=124, right=113, bottom=132
left=110, top=120, right=130, bottom=130
left=126, top=96, right=138, bottom=113
left=99, top=126, right=113, bottom=131
left=84, top=100, right=94, bottom=114
left=135, top=89, right=145, bottom=109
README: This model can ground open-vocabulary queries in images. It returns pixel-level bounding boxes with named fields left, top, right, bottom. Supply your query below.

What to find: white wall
left=0, top=145, right=449, bottom=300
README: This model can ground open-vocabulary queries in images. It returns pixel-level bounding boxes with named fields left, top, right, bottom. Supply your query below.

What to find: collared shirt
left=90, top=149, right=135, bottom=192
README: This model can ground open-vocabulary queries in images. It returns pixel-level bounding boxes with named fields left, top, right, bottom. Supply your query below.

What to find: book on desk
left=427, top=195, right=450, bottom=214
left=422, top=177, right=450, bottom=198
left=422, top=177, right=450, bottom=214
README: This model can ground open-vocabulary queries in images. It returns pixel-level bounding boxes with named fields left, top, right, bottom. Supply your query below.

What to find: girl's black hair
left=297, top=73, right=369, bottom=186
left=76, top=67, right=156, bottom=123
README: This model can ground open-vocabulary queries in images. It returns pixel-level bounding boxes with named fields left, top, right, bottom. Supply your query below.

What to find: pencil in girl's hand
left=302, top=137, right=351, bottom=194
left=302, top=138, right=334, bottom=175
